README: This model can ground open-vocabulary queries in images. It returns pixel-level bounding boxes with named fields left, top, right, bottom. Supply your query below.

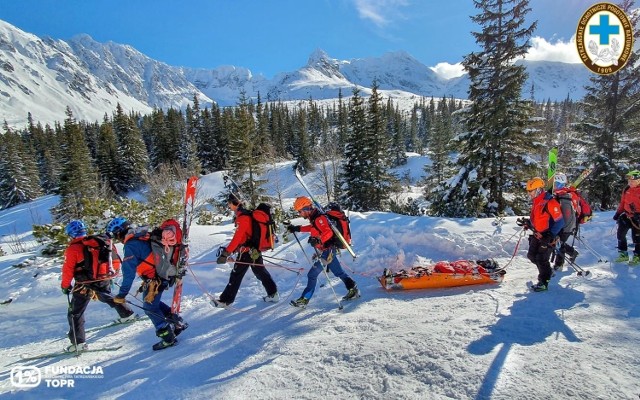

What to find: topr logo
left=576, top=2, right=634, bottom=75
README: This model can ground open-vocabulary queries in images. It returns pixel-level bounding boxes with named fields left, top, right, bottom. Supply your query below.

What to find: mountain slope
left=0, top=19, right=591, bottom=127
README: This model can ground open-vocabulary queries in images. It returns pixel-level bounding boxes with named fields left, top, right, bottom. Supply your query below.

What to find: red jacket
left=300, top=210, right=334, bottom=250
left=226, top=208, right=253, bottom=253
left=61, top=237, right=122, bottom=288
left=530, top=192, right=565, bottom=236
left=616, top=185, right=640, bottom=216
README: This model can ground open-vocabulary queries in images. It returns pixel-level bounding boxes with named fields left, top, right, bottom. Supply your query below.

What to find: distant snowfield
left=1, top=159, right=639, bottom=399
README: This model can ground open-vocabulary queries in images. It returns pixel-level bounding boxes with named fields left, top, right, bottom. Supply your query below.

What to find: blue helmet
left=106, top=217, right=130, bottom=237
left=65, top=220, right=87, bottom=238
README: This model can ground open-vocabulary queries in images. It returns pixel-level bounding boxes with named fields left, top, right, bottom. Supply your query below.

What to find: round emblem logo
left=576, top=2, right=634, bottom=75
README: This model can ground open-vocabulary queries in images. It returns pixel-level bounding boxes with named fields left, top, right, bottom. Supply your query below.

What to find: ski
left=571, top=167, right=593, bottom=188
left=172, top=176, right=198, bottom=315
left=547, top=147, right=558, bottom=190
left=223, top=174, right=245, bottom=202
left=1, top=298, right=12, bottom=305
left=294, top=168, right=357, bottom=259
left=21, top=346, right=123, bottom=361
left=85, top=314, right=148, bottom=333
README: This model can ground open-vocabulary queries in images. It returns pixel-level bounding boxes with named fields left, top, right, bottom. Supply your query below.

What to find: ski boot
left=530, top=281, right=548, bottom=292
left=290, top=297, right=309, bottom=308
left=615, top=251, right=629, bottom=262
left=153, top=325, right=177, bottom=351
left=263, top=292, right=280, bottom=303
left=342, top=286, right=361, bottom=301
left=65, top=343, right=88, bottom=352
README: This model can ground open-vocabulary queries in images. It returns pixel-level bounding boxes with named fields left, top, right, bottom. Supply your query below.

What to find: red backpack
left=324, top=202, right=352, bottom=249
left=78, top=234, right=113, bottom=280
left=240, top=203, right=276, bottom=252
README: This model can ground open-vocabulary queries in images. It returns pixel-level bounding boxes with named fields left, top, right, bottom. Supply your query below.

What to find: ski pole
left=111, top=282, right=177, bottom=323
left=314, top=247, right=344, bottom=311
left=262, top=254, right=298, bottom=264
left=576, top=235, right=608, bottom=263
left=67, top=292, right=80, bottom=356
left=292, top=232, right=343, bottom=310
left=553, top=246, right=590, bottom=277
left=124, top=300, right=175, bottom=323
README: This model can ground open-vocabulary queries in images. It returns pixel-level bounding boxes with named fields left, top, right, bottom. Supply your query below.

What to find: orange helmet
left=526, top=177, right=545, bottom=191
left=293, top=196, right=313, bottom=212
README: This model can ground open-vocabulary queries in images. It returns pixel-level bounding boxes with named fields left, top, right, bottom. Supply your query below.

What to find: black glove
left=540, top=231, right=555, bottom=245
left=287, top=224, right=301, bottom=233
left=61, top=286, right=72, bottom=295
left=308, top=237, right=321, bottom=247
left=613, top=213, right=621, bottom=221
left=216, top=248, right=230, bottom=264
left=516, top=217, right=532, bottom=230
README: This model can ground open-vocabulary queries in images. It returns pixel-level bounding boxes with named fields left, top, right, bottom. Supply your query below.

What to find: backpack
left=79, top=234, right=113, bottom=280
left=555, top=193, right=577, bottom=234
left=572, top=190, right=593, bottom=224
left=324, top=202, right=352, bottom=249
left=241, top=203, right=276, bottom=252
left=146, top=219, right=184, bottom=280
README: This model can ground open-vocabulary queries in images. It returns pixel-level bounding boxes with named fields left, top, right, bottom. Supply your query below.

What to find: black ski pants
left=67, top=280, right=133, bottom=344
left=617, top=215, right=640, bottom=255
left=527, top=235, right=554, bottom=284
left=218, top=251, right=277, bottom=304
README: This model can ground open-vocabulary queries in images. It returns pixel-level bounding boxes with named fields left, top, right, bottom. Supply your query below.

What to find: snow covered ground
left=0, top=158, right=639, bottom=400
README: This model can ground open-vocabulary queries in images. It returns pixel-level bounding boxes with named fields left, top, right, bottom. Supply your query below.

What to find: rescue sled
left=379, top=259, right=505, bottom=290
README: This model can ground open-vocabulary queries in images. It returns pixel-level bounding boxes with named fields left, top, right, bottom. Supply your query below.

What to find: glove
left=286, top=224, right=301, bottom=233
left=216, top=248, right=230, bottom=264
left=516, top=217, right=532, bottom=230
left=540, top=231, right=555, bottom=245
left=113, top=296, right=126, bottom=304
left=61, top=286, right=72, bottom=295
left=613, top=213, right=621, bottom=221
left=308, top=237, right=321, bottom=247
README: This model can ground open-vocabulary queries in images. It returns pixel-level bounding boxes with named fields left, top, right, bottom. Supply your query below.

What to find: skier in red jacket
left=522, top=178, right=565, bottom=292
left=61, top=220, right=134, bottom=352
left=214, top=193, right=279, bottom=307
left=613, top=169, right=640, bottom=265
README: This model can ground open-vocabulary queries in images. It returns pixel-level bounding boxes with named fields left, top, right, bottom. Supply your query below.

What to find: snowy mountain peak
left=0, top=18, right=592, bottom=127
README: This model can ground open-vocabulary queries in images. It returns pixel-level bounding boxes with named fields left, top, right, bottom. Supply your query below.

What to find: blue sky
left=0, top=0, right=589, bottom=78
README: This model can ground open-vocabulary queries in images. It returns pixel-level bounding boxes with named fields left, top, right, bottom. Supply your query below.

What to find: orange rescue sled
left=379, top=259, right=505, bottom=290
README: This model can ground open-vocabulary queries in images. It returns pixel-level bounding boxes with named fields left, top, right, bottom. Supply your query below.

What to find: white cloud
left=354, top=0, right=409, bottom=28
left=525, top=36, right=581, bottom=64
left=430, top=62, right=466, bottom=79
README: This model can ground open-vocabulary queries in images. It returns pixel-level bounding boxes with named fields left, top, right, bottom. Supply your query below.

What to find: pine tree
left=56, top=107, right=98, bottom=219
left=0, top=122, right=43, bottom=208
left=339, top=87, right=368, bottom=210
left=95, top=115, right=119, bottom=193
left=388, top=100, right=407, bottom=167
left=293, top=107, right=313, bottom=172
left=424, top=97, right=454, bottom=195
left=578, top=0, right=640, bottom=209
left=26, top=114, right=60, bottom=194
left=227, top=92, right=266, bottom=207
left=112, top=104, right=149, bottom=193
left=433, top=0, right=538, bottom=217
left=363, top=81, right=396, bottom=210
